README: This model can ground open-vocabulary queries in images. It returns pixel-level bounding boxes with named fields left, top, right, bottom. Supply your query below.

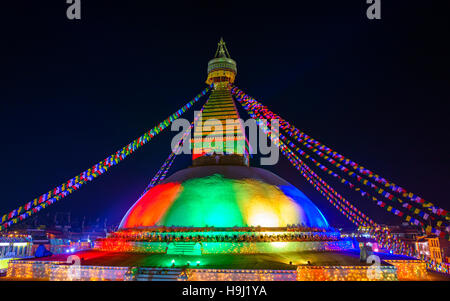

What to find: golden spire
left=206, top=38, right=237, bottom=86
left=214, top=37, right=232, bottom=58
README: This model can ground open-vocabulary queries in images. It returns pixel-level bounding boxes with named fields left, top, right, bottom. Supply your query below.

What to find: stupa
left=6, top=39, right=428, bottom=281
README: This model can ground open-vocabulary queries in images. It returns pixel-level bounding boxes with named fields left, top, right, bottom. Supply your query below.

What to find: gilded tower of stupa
left=192, top=38, right=249, bottom=166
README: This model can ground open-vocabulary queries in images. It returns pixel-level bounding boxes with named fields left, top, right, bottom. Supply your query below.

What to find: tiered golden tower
left=192, top=38, right=249, bottom=166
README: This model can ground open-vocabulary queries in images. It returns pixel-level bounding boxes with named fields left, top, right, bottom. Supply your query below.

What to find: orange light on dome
left=120, top=183, right=182, bottom=228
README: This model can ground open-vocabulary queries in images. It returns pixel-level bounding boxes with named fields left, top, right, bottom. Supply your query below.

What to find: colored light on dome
left=119, top=183, right=182, bottom=228
left=271, top=242, right=288, bottom=248
left=233, top=179, right=303, bottom=227
left=280, top=185, right=329, bottom=228
left=247, top=209, right=279, bottom=227
left=120, top=173, right=329, bottom=229
left=160, top=175, right=243, bottom=227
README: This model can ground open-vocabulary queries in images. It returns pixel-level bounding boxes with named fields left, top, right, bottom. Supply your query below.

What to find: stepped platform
left=167, top=242, right=202, bottom=255
left=4, top=249, right=413, bottom=268
left=4, top=249, right=441, bottom=281
left=134, top=267, right=184, bottom=281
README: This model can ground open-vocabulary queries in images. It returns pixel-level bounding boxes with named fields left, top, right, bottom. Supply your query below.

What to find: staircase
left=134, top=268, right=185, bottom=281
left=166, top=242, right=201, bottom=255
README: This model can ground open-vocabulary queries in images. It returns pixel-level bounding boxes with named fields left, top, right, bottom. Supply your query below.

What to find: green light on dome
left=160, top=175, right=244, bottom=227
left=120, top=172, right=329, bottom=228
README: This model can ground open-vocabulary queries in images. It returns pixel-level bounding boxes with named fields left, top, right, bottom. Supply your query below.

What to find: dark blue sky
left=0, top=1, right=449, bottom=227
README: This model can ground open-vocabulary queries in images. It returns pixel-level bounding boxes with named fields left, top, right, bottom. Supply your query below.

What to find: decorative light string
left=0, top=86, right=212, bottom=232
left=237, top=98, right=376, bottom=229
left=279, top=131, right=445, bottom=226
left=237, top=95, right=382, bottom=226
left=360, top=226, right=413, bottom=256
left=235, top=94, right=412, bottom=256
left=263, top=115, right=410, bottom=255
left=245, top=101, right=425, bottom=228
left=232, top=87, right=449, bottom=239
left=277, top=132, right=365, bottom=227
left=142, top=153, right=177, bottom=196
left=243, top=95, right=449, bottom=241
left=141, top=96, right=212, bottom=196
left=423, top=258, right=450, bottom=275
left=248, top=102, right=449, bottom=239
left=248, top=105, right=380, bottom=226
left=231, top=87, right=449, bottom=222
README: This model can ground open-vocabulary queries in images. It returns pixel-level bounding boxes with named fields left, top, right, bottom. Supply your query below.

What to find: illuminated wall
left=7, top=259, right=428, bottom=281
left=296, top=265, right=398, bottom=281
left=385, top=260, right=429, bottom=281
left=120, top=174, right=329, bottom=229
left=50, top=265, right=129, bottom=281
left=94, top=240, right=353, bottom=254
left=187, top=268, right=297, bottom=281
left=6, top=260, right=59, bottom=280
left=7, top=260, right=129, bottom=281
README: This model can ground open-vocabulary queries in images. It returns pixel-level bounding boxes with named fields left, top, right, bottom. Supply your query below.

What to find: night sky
left=0, top=1, right=449, bottom=228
